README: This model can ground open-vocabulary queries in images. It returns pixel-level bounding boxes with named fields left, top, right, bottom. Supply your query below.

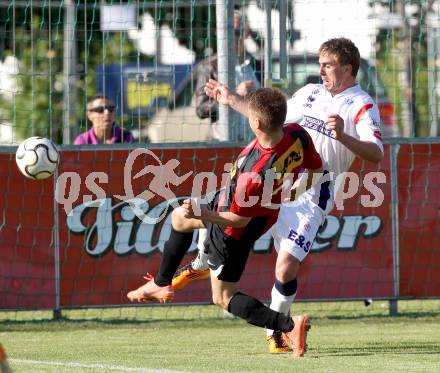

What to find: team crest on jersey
left=303, top=93, right=317, bottom=108
left=344, top=98, right=354, bottom=106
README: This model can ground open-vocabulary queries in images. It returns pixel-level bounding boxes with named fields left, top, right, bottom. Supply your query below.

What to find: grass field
left=1, top=300, right=440, bottom=373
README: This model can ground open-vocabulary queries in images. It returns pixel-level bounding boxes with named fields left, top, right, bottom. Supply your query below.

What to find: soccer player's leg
left=208, top=234, right=310, bottom=357
left=266, top=251, right=300, bottom=353
left=266, top=201, right=323, bottom=353
left=172, top=228, right=210, bottom=290
left=127, top=207, right=204, bottom=303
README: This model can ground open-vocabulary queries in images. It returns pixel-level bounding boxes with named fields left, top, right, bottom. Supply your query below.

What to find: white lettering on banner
left=66, top=197, right=199, bottom=256
left=66, top=198, right=383, bottom=257
left=362, top=172, right=386, bottom=208
left=312, top=215, right=383, bottom=252
left=83, top=172, right=108, bottom=203
left=56, top=172, right=81, bottom=215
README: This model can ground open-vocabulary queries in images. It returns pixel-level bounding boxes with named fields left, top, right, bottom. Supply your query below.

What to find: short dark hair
left=319, top=38, right=360, bottom=77
left=87, top=95, right=114, bottom=110
left=247, top=88, right=287, bottom=131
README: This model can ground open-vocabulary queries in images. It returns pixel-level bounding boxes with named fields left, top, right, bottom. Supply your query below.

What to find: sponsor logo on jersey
left=270, top=138, right=304, bottom=183
left=303, top=115, right=334, bottom=138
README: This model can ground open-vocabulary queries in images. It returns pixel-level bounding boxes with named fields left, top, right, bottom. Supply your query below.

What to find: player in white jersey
left=171, top=38, right=384, bottom=354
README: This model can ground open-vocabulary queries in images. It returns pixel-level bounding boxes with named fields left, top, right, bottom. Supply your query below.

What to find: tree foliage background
left=369, top=0, right=437, bottom=136
left=0, top=1, right=438, bottom=142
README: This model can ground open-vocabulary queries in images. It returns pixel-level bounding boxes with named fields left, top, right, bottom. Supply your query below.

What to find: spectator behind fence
left=74, top=95, right=134, bottom=145
left=194, top=11, right=261, bottom=142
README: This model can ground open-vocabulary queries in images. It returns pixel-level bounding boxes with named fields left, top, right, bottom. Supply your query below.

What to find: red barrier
left=398, top=144, right=440, bottom=297
left=0, top=153, right=56, bottom=309
left=0, top=143, right=438, bottom=310
left=57, top=146, right=393, bottom=306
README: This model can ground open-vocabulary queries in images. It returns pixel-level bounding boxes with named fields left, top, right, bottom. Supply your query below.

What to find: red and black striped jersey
left=217, top=123, right=322, bottom=240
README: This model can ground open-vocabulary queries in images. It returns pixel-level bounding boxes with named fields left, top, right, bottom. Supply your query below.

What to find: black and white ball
left=16, top=136, right=60, bottom=180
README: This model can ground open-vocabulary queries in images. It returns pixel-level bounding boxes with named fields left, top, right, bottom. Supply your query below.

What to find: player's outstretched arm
left=205, top=79, right=249, bottom=118
left=182, top=198, right=251, bottom=228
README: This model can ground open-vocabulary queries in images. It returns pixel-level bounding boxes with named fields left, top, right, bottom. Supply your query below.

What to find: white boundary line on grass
left=10, top=358, right=192, bottom=373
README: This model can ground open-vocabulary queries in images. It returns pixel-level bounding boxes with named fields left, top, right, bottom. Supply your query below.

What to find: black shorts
left=202, top=190, right=252, bottom=283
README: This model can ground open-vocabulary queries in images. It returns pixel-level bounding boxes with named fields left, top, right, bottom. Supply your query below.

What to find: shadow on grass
left=315, top=341, right=440, bottom=357
left=2, top=312, right=440, bottom=334
left=316, top=311, right=440, bottom=321
left=0, top=315, right=243, bottom=332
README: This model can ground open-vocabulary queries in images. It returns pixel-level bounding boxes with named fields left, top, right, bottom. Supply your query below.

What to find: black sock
left=227, top=292, right=294, bottom=332
left=275, top=278, right=297, bottom=296
left=155, top=227, right=193, bottom=286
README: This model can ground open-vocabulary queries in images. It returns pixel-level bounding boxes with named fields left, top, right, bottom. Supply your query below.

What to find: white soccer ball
left=16, top=136, right=60, bottom=180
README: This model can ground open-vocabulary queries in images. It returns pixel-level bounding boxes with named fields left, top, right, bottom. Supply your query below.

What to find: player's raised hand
left=204, top=79, right=220, bottom=98
left=325, top=114, right=345, bottom=140
left=205, top=79, right=230, bottom=105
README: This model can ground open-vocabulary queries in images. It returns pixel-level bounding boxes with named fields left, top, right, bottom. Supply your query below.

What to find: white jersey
left=285, top=83, right=383, bottom=214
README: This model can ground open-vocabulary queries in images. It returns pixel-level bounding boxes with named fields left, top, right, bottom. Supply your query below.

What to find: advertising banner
left=2, top=143, right=438, bottom=310
left=57, top=146, right=394, bottom=306
left=0, top=153, right=56, bottom=309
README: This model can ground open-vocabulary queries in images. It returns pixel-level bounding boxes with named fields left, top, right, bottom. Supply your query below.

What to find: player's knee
left=275, top=267, right=293, bottom=283
left=275, top=263, right=298, bottom=282
left=275, top=254, right=301, bottom=282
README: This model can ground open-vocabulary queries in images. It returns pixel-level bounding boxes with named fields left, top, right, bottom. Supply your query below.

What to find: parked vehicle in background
left=145, top=53, right=399, bottom=142
left=145, top=69, right=210, bottom=143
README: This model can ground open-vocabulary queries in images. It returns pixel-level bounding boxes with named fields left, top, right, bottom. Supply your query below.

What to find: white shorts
left=272, top=194, right=326, bottom=262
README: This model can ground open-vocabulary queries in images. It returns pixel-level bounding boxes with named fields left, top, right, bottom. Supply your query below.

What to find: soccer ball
left=16, top=136, right=60, bottom=180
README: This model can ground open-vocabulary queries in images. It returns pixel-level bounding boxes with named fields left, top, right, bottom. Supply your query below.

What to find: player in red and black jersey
left=127, top=87, right=322, bottom=357
left=204, top=121, right=322, bottom=283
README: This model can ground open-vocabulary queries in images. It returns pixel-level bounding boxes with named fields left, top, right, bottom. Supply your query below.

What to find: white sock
left=266, top=285, right=296, bottom=336
left=191, top=229, right=209, bottom=270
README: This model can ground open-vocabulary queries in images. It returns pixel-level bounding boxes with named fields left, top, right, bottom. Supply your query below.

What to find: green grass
left=1, top=300, right=440, bottom=373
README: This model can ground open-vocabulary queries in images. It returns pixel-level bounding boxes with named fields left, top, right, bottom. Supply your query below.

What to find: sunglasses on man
left=88, top=105, right=115, bottom=113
